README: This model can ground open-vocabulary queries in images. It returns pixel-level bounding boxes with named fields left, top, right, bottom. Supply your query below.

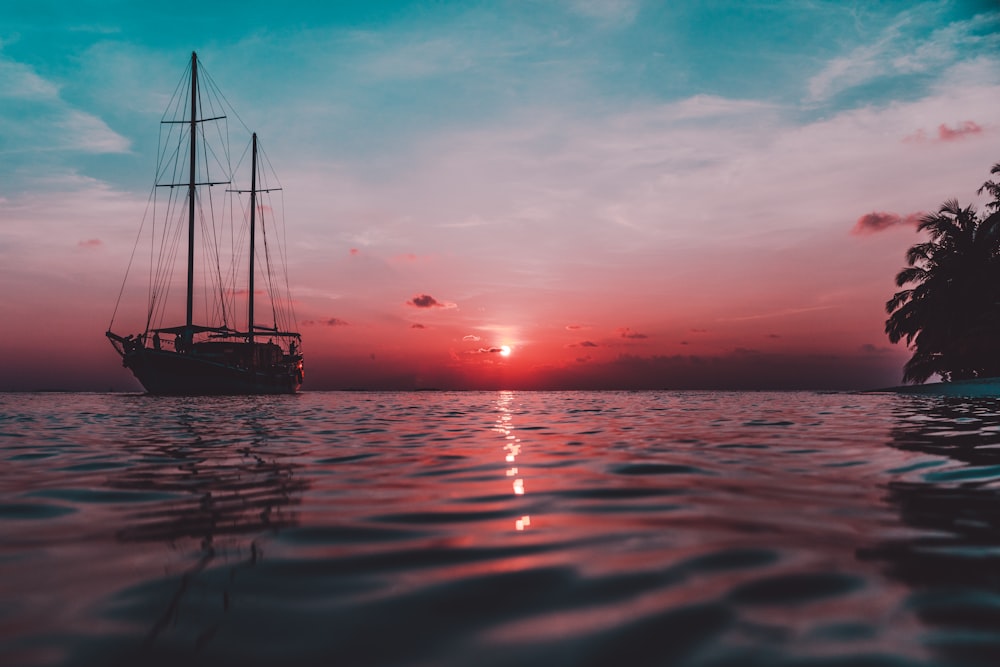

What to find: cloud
left=0, top=53, right=130, bottom=155
left=0, top=56, right=60, bottom=99
left=411, top=323, right=427, bottom=329
left=689, top=328, right=708, bottom=334
left=407, top=293, right=456, bottom=309
left=904, top=120, right=985, bottom=143
left=938, top=120, right=984, bottom=141
left=565, top=324, right=589, bottom=330
left=805, top=9, right=1000, bottom=104
left=350, top=248, right=361, bottom=256
left=567, top=340, right=599, bottom=348
left=302, top=317, right=349, bottom=326
left=617, top=327, right=648, bottom=340
left=851, top=211, right=922, bottom=235
left=463, top=334, right=481, bottom=341
left=77, top=238, right=101, bottom=248
left=469, top=346, right=506, bottom=354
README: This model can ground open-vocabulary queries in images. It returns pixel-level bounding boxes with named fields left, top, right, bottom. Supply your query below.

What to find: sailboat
left=107, top=52, right=304, bottom=394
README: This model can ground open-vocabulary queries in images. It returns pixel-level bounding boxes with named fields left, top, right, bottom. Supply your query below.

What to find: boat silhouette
left=107, top=53, right=303, bottom=394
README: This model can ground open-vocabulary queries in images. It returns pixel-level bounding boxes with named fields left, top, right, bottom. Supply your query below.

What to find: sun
left=500, top=345, right=512, bottom=357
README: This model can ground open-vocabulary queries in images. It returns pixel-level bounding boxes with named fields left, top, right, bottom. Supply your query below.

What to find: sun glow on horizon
left=500, top=345, right=512, bottom=357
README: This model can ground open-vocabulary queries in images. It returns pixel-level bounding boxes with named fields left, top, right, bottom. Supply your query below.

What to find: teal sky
left=2, top=1, right=999, bottom=390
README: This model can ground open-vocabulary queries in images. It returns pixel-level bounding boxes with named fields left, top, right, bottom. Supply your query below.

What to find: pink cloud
left=350, top=248, right=361, bottom=256
left=938, top=121, right=983, bottom=141
left=565, top=324, right=588, bottom=331
left=302, top=317, right=349, bottom=326
left=618, top=327, right=648, bottom=340
left=407, top=293, right=456, bottom=309
left=903, top=120, right=984, bottom=143
left=411, top=323, right=427, bottom=329
left=462, top=334, right=481, bottom=341
left=77, top=239, right=102, bottom=248
left=567, top=340, right=599, bottom=348
left=851, top=211, right=922, bottom=235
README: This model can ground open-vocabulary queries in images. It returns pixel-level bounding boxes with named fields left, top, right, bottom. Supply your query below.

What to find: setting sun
left=500, top=345, right=512, bottom=357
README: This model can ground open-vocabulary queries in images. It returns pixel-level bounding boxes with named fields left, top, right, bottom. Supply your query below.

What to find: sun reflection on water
left=495, top=390, right=531, bottom=530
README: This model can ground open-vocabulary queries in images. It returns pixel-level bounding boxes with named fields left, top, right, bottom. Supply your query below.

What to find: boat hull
left=123, top=348, right=302, bottom=395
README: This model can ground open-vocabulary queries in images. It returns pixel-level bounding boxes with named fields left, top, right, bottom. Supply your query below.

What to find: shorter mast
left=248, top=132, right=258, bottom=341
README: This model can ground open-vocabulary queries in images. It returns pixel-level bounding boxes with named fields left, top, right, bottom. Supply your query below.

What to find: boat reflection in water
left=103, top=397, right=307, bottom=661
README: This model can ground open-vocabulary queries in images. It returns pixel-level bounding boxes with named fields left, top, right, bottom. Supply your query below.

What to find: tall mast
left=185, top=51, right=198, bottom=337
left=248, top=132, right=258, bottom=340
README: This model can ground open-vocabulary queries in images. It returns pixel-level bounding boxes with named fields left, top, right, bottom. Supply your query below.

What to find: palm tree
left=885, top=164, right=1000, bottom=383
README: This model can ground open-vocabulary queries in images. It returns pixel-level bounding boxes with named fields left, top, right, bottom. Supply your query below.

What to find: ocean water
left=2, top=391, right=1000, bottom=667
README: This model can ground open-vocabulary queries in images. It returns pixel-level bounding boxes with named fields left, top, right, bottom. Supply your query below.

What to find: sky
left=1, top=0, right=999, bottom=391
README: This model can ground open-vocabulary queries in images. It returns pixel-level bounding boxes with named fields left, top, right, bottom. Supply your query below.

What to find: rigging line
left=155, top=68, right=190, bottom=181
left=226, top=137, right=254, bottom=327
left=150, top=119, right=184, bottom=298
left=150, top=117, right=190, bottom=308
left=200, top=186, right=228, bottom=328
left=226, top=141, right=252, bottom=322
left=202, top=64, right=252, bottom=137
left=257, top=140, right=283, bottom=190
left=223, top=189, right=238, bottom=330
left=253, top=145, right=294, bottom=334
left=157, top=198, right=187, bottom=318
left=150, top=120, right=180, bottom=321
left=156, top=126, right=188, bottom=187
left=150, top=180, right=183, bottom=319
left=258, top=198, right=281, bottom=329
left=109, top=183, right=158, bottom=331
left=150, top=200, right=186, bottom=331
left=151, top=132, right=183, bottom=308
left=279, top=192, right=299, bottom=331
left=160, top=59, right=191, bottom=125
left=256, top=153, right=295, bottom=332
left=198, top=119, right=230, bottom=328
left=257, top=141, right=295, bottom=329
left=198, top=195, right=212, bottom=326
left=232, top=189, right=252, bottom=327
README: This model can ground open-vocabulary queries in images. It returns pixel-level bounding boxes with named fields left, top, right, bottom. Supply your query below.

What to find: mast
left=248, top=132, right=257, bottom=340
left=185, top=51, right=198, bottom=340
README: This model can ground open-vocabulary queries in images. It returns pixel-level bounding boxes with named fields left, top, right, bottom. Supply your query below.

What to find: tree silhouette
left=885, top=163, right=1000, bottom=383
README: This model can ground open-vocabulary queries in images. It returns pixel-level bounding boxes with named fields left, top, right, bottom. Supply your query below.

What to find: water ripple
left=1, top=390, right=1000, bottom=666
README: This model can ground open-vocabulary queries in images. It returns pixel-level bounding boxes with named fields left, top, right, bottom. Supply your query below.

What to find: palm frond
left=894, top=267, right=928, bottom=287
